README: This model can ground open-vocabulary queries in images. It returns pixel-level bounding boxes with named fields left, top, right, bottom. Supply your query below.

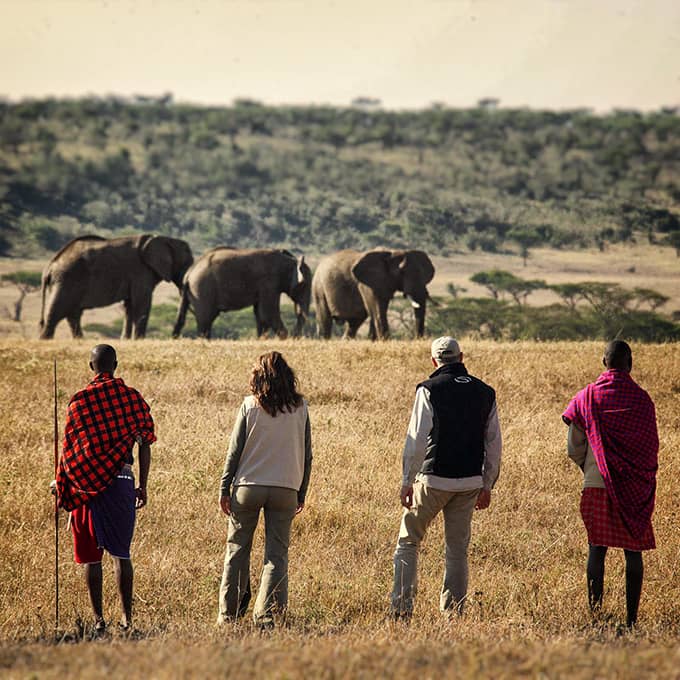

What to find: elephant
left=172, top=248, right=312, bottom=339
left=39, top=234, right=194, bottom=339
left=312, top=249, right=435, bottom=340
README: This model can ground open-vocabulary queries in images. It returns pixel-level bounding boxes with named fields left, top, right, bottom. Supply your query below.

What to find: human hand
left=475, top=488, right=491, bottom=510
left=135, top=487, right=147, bottom=509
left=400, top=485, right=414, bottom=509
left=220, top=495, right=231, bottom=516
left=295, top=502, right=305, bottom=515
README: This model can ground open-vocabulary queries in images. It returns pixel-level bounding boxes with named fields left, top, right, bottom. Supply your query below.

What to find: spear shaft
left=53, top=359, right=59, bottom=634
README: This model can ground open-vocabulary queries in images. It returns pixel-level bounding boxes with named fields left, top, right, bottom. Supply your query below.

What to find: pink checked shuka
left=562, top=369, right=658, bottom=539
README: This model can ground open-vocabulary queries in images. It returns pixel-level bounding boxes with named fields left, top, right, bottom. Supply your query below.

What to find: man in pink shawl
left=562, top=340, right=658, bottom=628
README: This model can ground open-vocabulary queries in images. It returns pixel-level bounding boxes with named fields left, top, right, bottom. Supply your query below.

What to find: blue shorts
left=71, top=468, right=136, bottom=564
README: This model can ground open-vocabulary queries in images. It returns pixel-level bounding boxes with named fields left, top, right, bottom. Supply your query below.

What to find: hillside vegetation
left=1, top=339, right=679, bottom=677
left=1, top=97, right=679, bottom=258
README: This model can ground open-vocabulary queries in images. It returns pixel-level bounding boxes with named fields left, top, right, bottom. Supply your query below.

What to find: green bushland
left=428, top=271, right=680, bottom=342
left=1, top=97, right=678, bottom=258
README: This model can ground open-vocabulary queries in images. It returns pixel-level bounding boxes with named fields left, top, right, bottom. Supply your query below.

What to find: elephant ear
left=351, top=250, right=393, bottom=297
left=141, top=236, right=174, bottom=281
left=406, top=250, right=435, bottom=284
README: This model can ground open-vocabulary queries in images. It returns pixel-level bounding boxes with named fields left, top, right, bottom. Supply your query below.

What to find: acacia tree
left=470, top=270, right=545, bottom=305
left=1, top=271, right=42, bottom=321
left=632, top=287, right=669, bottom=311
left=550, top=283, right=587, bottom=310
left=507, top=226, right=543, bottom=266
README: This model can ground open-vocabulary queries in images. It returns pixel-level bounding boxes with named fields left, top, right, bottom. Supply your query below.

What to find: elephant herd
left=38, top=234, right=436, bottom=341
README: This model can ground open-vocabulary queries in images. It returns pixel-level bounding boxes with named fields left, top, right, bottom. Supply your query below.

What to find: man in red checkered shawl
left=562, top=340, right=658, bottom=628
left=56, top=344, right=156, bottom=635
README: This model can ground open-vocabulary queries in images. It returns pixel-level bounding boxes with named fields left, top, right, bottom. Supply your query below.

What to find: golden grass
left=1, top=338, right=679, bottom=678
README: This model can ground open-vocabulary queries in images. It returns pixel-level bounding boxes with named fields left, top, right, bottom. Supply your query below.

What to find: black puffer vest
left=418, top=362, right=495, bottom=479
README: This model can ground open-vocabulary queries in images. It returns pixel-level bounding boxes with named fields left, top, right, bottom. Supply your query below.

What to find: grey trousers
left=218, top=485, right=297, bottom=624
left=391, top=484, right=480, bottom=616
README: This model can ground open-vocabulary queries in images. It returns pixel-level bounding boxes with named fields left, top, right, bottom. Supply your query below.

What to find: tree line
left=0, top=96, right=679, bottom=259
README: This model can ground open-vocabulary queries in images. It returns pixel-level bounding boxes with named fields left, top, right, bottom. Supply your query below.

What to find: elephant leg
left=130, top=292, right=153, bottom=339
left=40, top=311, right=58, bottom=339
left=253, top=305, right=264, bottom=337
left=316, top=301, right=333, bottom=339
left=196, top=309, right=218, bottom=339
left=259, top=295, right=287, bottom=339
left=121, top=300, right=133, bottom=339
left=67, top=313, right=83, bottom=339
left=343, top=318, right=363, bottom=339
left=40, top=290, right=71, bottom=339
left=368, top=319, right=376, bottom=341
left=372, top=303, right=390, bottom=340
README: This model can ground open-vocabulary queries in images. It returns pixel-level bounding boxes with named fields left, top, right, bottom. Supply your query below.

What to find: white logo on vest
left=454, top=376, right=472, bottom=383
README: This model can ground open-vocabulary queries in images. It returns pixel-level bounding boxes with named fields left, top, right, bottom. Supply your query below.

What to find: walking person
left=562, top=340, right=658, bottom=628
left=390, top=337, right=502, bottom=619
left=217, top=351, right=312, bottom=629
left=55, top=344, right=155, bottom=635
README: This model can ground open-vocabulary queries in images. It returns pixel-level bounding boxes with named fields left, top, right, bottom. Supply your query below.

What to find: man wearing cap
left=390, top=337, right=502, bottom=619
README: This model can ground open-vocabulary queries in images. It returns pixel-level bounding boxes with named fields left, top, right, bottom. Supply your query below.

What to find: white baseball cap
left=431, top=336, right=461, bottom=363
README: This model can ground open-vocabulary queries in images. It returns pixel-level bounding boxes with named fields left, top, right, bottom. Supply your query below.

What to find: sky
left=1, top=0, right=679, bottom=111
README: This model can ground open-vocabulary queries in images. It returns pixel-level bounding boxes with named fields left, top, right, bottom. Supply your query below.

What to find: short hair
left=604, top=340, right=632, bottom=370
left=90, top=344, right=117, bottom=373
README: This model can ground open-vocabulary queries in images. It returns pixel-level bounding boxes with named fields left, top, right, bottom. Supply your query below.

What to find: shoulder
left=243, top=395, right=258, bottom=410
left=470, top=375, right=495, bottom=396
left=120, top=382, right=151, bottom=407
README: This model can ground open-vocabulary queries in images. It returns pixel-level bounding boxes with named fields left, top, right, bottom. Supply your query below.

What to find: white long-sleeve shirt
left=401, top=386, right=502, bottom=491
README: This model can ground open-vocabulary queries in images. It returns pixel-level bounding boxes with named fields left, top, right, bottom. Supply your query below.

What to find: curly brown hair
left=249, top=351, right=303, bottom=417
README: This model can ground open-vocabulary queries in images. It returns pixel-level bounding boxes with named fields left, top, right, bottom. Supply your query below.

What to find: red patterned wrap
left=56, top=373, right=156, bottom=511
left=563, top=369, right=658, bottom=542
left=580, top=488, right=655, bottom=550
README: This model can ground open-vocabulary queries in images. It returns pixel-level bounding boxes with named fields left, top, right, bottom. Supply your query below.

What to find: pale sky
left=1, top=0, right=679, bottom=111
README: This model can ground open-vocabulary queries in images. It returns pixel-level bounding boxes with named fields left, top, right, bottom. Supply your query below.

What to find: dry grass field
left=1, top=338, right=680, bottom=678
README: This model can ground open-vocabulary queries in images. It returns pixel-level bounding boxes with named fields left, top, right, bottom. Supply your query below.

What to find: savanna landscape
left=1, top=97, right=680, bottom=677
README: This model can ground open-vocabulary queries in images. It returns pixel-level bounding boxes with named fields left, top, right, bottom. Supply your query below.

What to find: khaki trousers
left=391, top=483, right=479, bottom=616
left=218, top=485, right=297, bottom=624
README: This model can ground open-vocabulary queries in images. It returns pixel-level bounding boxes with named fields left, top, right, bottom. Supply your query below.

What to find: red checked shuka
left=56, top=373, right=156, bottom=511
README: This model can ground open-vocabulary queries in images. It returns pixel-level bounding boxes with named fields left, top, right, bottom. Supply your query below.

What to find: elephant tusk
left=406, top=296, right=422, bottom=309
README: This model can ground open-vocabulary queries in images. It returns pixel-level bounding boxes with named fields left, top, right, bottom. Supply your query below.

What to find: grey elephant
left=40, top=234, right=194, bottom=339
left=172, top=248, right=312, bottom=339
left=312, top=249, right=435, bottom=339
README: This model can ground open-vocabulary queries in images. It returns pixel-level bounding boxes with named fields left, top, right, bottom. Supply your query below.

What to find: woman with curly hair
left=217, top=351, right=312, bottom=628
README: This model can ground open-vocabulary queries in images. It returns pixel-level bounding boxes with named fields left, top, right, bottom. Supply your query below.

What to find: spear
left=53, top=359, right=59, bottom=635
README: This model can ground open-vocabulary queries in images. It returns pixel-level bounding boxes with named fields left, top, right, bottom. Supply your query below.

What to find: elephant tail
left=172, top=282, right=190, bottom=338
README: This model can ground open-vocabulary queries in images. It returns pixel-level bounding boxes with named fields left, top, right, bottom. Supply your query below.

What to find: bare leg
left=84, top=562, right=104, bottom=629
left=114, top=558, right=134, bottom=627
